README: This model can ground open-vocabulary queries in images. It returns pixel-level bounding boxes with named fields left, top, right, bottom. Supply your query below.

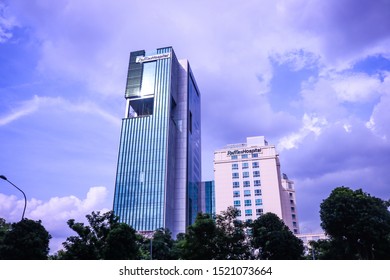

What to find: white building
left=296, top=232, right=328, bottom=257
left=213, top=136, right=300, bottom=234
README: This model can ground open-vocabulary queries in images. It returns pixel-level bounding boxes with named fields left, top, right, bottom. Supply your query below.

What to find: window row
left=233, top=189, right=262, bottom=197
left=232, top=162, right=260, bottom=170
left=234, top=199, right=263, bottom=207
left=232, top=171, right=260, bottom=179
left=233, top=180, right=261, bottom=188
left=236, top=208, right=263, bottom=217
left=231, top=153, right=259, bottom=160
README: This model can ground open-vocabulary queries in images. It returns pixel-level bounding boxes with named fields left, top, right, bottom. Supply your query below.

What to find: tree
left=0, top=219, right=51, bottom=260
left=214, top=207, right=250, bottom=259
left=179, top=213, right=219, bottom=259
left=0, top=218, right=11, bottom=244
left=149, top=228, right=176, bottom=260
left=59, top=211, right=139, bottom=259
left=250, top=213, right=304, bottom=260
left=320, top=186, right=390, bottom=259
left=178, top=208, right=251, bottom=260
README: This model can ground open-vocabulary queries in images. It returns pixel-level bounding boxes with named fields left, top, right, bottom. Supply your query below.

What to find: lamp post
left=0, top=175, right=27, bottom=220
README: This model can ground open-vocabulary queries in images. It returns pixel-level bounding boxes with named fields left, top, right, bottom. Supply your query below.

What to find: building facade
left=213, top=136, right=299, bottom=233
left=113, top=47, right=201, bottom=237
left=199, top=181, right=215, bottom=216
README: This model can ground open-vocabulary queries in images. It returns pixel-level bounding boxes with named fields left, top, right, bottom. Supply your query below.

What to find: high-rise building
left=213, top=136, right=300, bottom=234
left=113, top=47, right=201, bottom=237
left=199, top=181, right=215, bottom=216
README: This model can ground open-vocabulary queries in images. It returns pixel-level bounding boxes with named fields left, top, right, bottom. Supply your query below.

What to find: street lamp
left=0, top=175, right=27, bottom=220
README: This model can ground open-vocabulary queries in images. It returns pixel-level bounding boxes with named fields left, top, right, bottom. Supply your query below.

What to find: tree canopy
left=250, top=212, right=304, bottom=260
left=0, top=218, right=51, bottom=260
left=58, top=211, right=139, bottom=260
left=319, top=186, right=390, bottom=259
left=178, top=212, right=219, bottom=259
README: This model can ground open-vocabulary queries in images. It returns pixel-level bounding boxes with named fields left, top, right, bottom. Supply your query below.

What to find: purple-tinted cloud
left=285, top=0, right=390, bottom=67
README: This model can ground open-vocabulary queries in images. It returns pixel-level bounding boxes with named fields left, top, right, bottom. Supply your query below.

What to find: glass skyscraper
left=113, top=47, right=201, bottom=237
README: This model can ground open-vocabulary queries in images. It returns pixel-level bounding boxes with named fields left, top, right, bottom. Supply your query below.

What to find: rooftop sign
left=227, top=148, right=261, bottom=156
left=136, top=52, right=171, bottom=63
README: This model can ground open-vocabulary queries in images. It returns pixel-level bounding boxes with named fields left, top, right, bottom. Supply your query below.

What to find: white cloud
left=331, top=72, right=383, bottom=103
left=278, top=113, right=328, bottom=150
left=270, top=49, right=321, bottom=71
left=0, top=95, right=60, bottom=126
left=365, top=78, right=390, bottom=140
left=0, top=186, right=110, bottom=253
left=0, top=2, right=17, bottom=43
left=0, top=95, right=121, bottom=127
left=343, top=123, right=352, bottom=133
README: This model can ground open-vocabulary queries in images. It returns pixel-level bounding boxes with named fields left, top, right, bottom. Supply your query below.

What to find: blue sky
left=1, top=0, right=390, bottom=252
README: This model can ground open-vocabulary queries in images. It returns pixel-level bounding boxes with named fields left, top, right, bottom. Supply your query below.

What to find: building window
left=294, top=229, right=298, bottom=234
left=293, top=221, right=297, bottom=227
left=252, top=162, right=259, bottom=168
left=189, top=111, right=193, bottom=133
left=291, top=206, right=295, bottom=212
left=256, top=208, right=263, bottom=216
left=242, top=162, right=249, bottom=169
left=289, top=192, right=293, bottom=198
left=237, top=210, right=241, bottom=217
left=254, top=180, right=261, bottom=187
left=233, top=191, right=240, bottom=198
left=234, top=200, right=241, bottom=207
left=253, top=171, right=260, bottom=177
left=244, top=199, right=252, bottom=206
left=232, top=163, right=238, bottom=170
left=232, top=172, right=239, bottom=179
left=245, top=209, right=252, bottom=216
left=233, top=182, right=240, bottom=188
left=244, top=190, right=251, bottom=197
left=231, top=155, right=238, bottom=160
left=255, top=199, right=263, bottom=206
left=254, top=189, right=262, bottom=196
left=252, top=153, right=259, bottom=158
left=243, top=181, right=250, bottom=188
left=292, top=214, right=296, bottom=220
left=290, top=199, right=294, bottom=205
left=242, top=154, right=249, bottom=159
left=243, top=172, right=249, bottom=178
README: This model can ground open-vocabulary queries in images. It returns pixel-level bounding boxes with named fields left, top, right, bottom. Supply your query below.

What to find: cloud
left=366, top=75, right=390, bottom=140
left=0, top=95, right=58, bottom=126
left=0, top=95, right=121, bottom=127
left=0, top=2, right=17, bottom=43
left=270, top=49, right=321, bottom=71
left=278, top=113, right=328, bottom=151
left=331, top=72, right=383, bottom=103
left=0, top=186, right=110, bottom=252
left=283, top=0, right=390, bottom=69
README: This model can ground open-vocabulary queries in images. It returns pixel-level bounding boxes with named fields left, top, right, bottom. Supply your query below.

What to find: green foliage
left=104, top=223, right=139, bottom=260
left=0, top=218, right=11, bottom=244
left=0, top=218, right=51, bottom=260
left=250, top=212, right=304, bottom=260
left=59, top=211, right=139, bottom=260
left=320, top=186, right=390, bottom=259
left=179, top=212, right=219, bottom=259
left=178, top=207, right=250, bottom=259
left=149, top=228, right=176, bottom=260
left=214, top=207, right=250, bottom=259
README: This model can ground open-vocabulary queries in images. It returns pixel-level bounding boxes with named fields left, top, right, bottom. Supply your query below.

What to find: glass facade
left=113, top=47, right=201, bottom=236
left=201, top=181, right=215, bottom=216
